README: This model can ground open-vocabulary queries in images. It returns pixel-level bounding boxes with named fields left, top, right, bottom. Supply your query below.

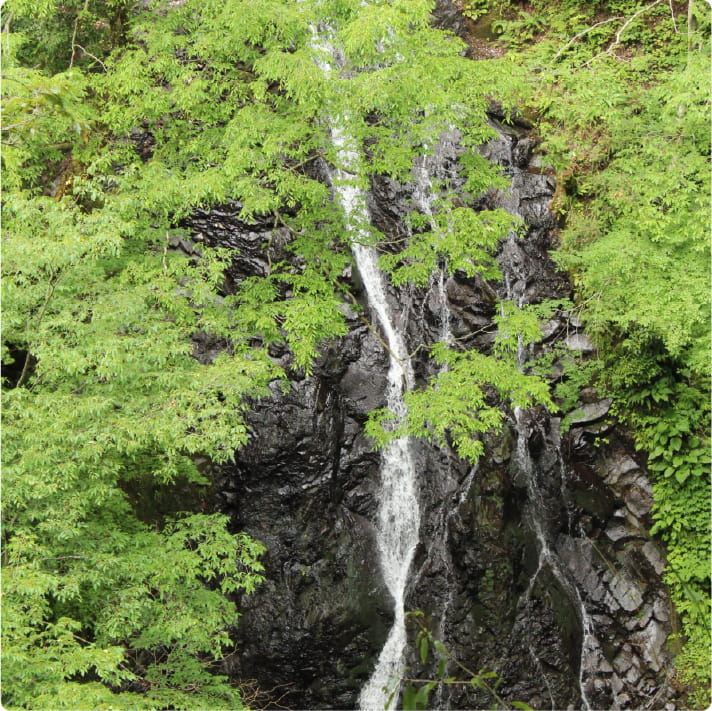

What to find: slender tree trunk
left=687, top=0, right=698, bottom=54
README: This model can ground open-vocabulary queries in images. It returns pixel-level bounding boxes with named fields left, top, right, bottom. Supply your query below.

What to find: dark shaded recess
left=2, top=345, right=34, bottom=388
left=120, top=468, right=209, bottom=527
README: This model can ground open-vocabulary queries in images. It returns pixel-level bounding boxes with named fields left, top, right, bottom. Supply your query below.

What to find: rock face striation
left=185, top=114, right=677, bottom=711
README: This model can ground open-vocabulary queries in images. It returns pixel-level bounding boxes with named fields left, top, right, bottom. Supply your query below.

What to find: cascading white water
left=352, top=237, right=419, bottom=711
left=311, top=30, right=421, bottom=711
left=512, top=407, right=596, bottom=711
left=501, top=254, right=598, bottom=709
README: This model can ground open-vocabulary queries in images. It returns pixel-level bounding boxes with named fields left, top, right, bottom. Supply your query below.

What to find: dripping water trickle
left=503, top=245, right=597, bottom=708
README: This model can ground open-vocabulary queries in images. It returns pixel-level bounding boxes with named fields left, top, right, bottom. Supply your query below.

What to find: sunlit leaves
left=380, top=204, right=513, bottom=287
left=367, top=343, right=554, bottom=462
left=509, top=1, right=711, bottom=700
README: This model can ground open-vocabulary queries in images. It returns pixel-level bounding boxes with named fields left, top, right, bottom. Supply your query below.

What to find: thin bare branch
left=69, top=0, right=91, bottom=70
left=552, top=16, right=623, bottom=63
left=583, top=0, right=666, bottom=67
left=72, top=43, right=107, bottom=72
left=669, top=0, right=680, bottom=33
left=613, top=0, right=665, bottom=45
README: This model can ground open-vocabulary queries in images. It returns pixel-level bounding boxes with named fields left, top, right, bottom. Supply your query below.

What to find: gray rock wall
left=184, top=114, right=677, bottom=710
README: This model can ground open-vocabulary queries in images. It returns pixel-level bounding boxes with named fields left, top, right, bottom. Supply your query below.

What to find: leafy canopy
left=2, top=0, right=546, bottom=707
left=494, top=0, right=711, bottom=702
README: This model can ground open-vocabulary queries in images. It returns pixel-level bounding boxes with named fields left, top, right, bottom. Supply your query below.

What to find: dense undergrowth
left=1, top=0, right=539, bottom=707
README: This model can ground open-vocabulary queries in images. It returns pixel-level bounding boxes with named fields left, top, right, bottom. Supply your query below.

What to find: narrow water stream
left=504, top=246, right=597, bottom=709
left=353, top=240, right=419, bottom=711
left=312, top=30, right=422, bottom=710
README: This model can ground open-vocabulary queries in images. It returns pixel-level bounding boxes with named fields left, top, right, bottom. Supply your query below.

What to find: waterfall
left=511, top=407, right=596, bottom=711
left=353, top=240, right=419, bottom=711
left=503, top=247, right=597, bottom=710
left=311, top=29, right=420, bottom=711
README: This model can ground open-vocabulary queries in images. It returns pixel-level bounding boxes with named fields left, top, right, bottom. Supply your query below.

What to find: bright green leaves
left=381, top=205, right=514, bottom=287
left=367, top=342, right=554, bottom=462
left=283, top=292, right=349, bottom=374
left=492, top=299, right=543, bottom=362
left=507, top=2, right=711, bottom=701
left=522, top=8, right=712, bottom=379
left=2, top=512, right=263, bottom=710
left=92, top=514, right=264, bottom=655
left=1, top=62, right=91, bottom=193
left=340, top=0, right=434, bottom=68
left=2, top=101, right=275, bottom=707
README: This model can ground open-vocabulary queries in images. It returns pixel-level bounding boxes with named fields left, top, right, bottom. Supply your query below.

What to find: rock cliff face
left=184, top=113, right=677, bottom=710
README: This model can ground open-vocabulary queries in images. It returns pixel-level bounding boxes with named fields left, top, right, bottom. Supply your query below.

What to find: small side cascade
left=412, top=130, right=464, bottom=350
left=407, top=141, right=465, bottom=710
left=511, top=407, right=598, bottom=710
left=503, top=251, right=600, bottom=709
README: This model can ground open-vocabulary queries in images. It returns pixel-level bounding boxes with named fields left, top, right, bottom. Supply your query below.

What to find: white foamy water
left=331, top=135, right=419, bottom=711
left=311, top=29, right=421, bottom=710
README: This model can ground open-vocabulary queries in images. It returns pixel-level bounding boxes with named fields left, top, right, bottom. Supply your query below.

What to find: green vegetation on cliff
left=1, top=0, right=534, bottom=707
left=2, top=0, right=710, bottom=707
left=479, top=0, right=710, bottom=702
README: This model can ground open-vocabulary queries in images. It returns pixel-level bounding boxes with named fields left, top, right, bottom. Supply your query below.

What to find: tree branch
left=583, top=0, right=666, bottom=66
left=17, top=271, right=63, bottom=388
left=69, top=0, right=91, bottom=70
left=72, top=43, right=107, bottom=72
left=552, top=17, right=623, bottom=63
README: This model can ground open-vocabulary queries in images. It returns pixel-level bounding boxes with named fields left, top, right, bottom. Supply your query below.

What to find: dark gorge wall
left=184, top=116, right=678, bottom=710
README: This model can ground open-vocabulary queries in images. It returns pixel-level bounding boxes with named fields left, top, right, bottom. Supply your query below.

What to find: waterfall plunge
left=354, top=242, right=419, bottom=711
left=312, top=39, right=420, bottom=709
left=329, top=127, right=419, bottom=711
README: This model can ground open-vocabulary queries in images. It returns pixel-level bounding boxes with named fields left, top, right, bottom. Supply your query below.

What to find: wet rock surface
left=188, top=111, right=677, bottom=709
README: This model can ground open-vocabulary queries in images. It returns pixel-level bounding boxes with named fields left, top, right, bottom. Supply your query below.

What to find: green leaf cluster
left=2, top=169, right=273, bottom=707
left=1, top=0, right=550, bottom=707
left=367, top=339, right=554, bottom=463
left=400, top=611, right=533, bottom=710
left=381, top=203, right=516, bottom=287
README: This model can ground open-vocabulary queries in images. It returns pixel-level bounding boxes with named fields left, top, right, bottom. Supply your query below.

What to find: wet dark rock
left=625, top=479, right=654, bottom=518
left=431, top=0, right=469, bottom=36
left=568, top=398, right=613, bottom=426
left=182, top=85, right=677, bottom=709
left=642, top=542, right=666, bottom=576
left=653, top=594, right=671, bottom=622
left=564, top=332, right=596, bottom=353
left=539, top=317, right=562, bottom=341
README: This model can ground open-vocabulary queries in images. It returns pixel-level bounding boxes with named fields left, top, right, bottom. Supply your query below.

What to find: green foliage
left=9, top=0, right=135, bottom=73
left=367, top=327, right=555, bottom=462
left=501, top=0, right=711, bottom=701
left=492, top=300, right=543, bottom=362
left=2, top=174, right=273, bottom=707
left=3, top=512, right=261, bottom=710
left=8, top=0, right=707, bottom=705
left=1, top=57, right=91, bottom=192
left=381, top=203, right=514, bottom=287
left=1, top=0, right=547, bottom=707
left=399, top=612, right=533, bottom=710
